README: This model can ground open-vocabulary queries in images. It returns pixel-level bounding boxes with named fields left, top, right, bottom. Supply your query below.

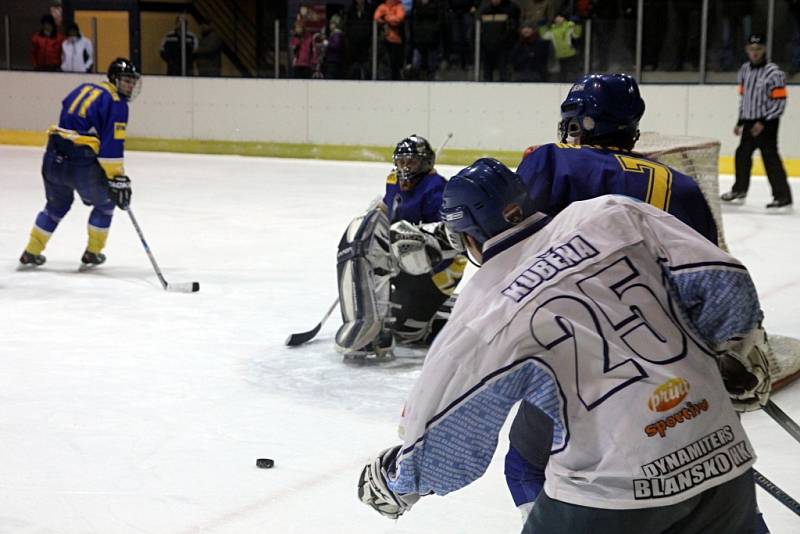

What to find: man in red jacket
left=31, top=14, right=64, bottom=71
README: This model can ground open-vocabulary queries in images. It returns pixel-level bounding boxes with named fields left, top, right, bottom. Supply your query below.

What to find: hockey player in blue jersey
left=19, top=58, right=140, bottom=269
left=334, top=135, right=466, bottom=359
left=357, top=158, right=769, bottom=532
left=518, top=73, right=719, bottom=244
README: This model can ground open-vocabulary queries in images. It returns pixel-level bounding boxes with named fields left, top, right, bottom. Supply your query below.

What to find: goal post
left=636, top=132, right=799, bottom=391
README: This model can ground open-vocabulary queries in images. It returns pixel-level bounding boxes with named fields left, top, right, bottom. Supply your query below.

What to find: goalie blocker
left=335, top=205, right=464, bottom=359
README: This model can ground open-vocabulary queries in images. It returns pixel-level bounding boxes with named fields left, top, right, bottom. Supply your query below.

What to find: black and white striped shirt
left=737, top=61, right=788, bottom=122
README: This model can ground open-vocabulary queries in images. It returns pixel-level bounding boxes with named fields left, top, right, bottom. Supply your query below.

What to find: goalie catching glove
left=358, top=445, right=419, bottom=519
left=107, top=175, right=132, bottom=209
left=389, top=221, right=461, bottom=276
left=716, top=326, right=772, bottom=412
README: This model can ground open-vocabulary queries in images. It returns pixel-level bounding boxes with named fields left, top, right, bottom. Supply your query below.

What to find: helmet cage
left=393, top=136, right=434, bottom=187
left=108, top=58, right=142, bottom=101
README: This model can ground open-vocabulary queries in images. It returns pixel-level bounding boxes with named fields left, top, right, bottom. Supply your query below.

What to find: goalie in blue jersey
left=334, top=135, right=467, bottom=360
left=19, top=58, right=140, bottom=269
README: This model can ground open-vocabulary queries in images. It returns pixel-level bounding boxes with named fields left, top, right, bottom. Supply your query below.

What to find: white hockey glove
left=716, top=326, right=772, bottom=412
left=390, top=221, right=443, bottom=275
left=357, top=445, right=419, bottom=519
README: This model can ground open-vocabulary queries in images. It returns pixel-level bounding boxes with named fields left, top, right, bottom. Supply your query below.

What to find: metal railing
left=3, top=0, right=800, bottom=83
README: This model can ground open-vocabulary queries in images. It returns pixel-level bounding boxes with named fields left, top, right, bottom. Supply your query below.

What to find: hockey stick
left=753, top=468, right=800, bottom=517
left=285, top=298, right=339, bottom=346
left=126, top=207, right=200, bottom=293
left=435, top=132, right=454, bottom=157
left=762, top=400, right=800, bottom=446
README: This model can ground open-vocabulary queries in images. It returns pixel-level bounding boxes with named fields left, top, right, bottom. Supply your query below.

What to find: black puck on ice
left=256, top=458, right=274, bottom=469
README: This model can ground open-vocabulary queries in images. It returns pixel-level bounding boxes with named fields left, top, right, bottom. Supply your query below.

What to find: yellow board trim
left=0, top=129, right=798, bottom=177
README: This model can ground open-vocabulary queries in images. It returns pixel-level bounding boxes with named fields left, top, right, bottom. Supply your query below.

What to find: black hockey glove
left=357, top=445, right=419, bottom=519
left=107, top=175, right=132, bottom=209
left=717, top=327, right=771, bottom=412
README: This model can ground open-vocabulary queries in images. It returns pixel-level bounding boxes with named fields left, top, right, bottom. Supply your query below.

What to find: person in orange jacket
left=374, top=0, right=406, bottom=79
left=31, top=14, right=64, bottom=71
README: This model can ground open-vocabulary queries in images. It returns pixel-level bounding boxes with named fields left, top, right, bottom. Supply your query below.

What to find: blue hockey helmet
left=558, top=73, right=645, bottom=148
left=440, top=158, right=530, bottom=249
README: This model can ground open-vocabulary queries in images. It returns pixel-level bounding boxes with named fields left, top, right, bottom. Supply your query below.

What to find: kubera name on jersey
left=501, top=235, right=599, bottom=302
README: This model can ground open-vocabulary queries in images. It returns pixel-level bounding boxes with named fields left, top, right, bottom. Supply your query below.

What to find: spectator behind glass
left=540, top=12, right=582, bottom=82
left=160, top=15, right=198, bottom=76
left=446, top=1, right=478, bottom=70
left=517, top=0, right=554, bottom=26
left=32, top=14, right=64, bottom=71
left=408, top=0, right=444, bottom=80
left=323, top=14, right=346, bottom=79
left=479, top=0, right=521, bottom=82
left=61, top=22, right=93, bottom=73
left=713, top=0, right=754, bottom=71
left=374, top=0, right=407, bottom=80
left=510, top=20, right=549, bottom=81
left=345, top=0, right=376, bottom=79
left=195, top=21, right=222, bottom=76
left=290, top=6, right=326, bottom=79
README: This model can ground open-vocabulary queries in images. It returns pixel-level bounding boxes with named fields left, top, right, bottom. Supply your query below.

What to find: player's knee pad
left=88, top=205, right=114, bottom=228
left=335, top=206, right=395, bottom=353
left=43, top=200, right=73, bottom=222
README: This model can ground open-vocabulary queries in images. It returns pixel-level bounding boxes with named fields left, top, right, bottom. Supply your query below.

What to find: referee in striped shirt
left=721, top=34, right=793, bottom=211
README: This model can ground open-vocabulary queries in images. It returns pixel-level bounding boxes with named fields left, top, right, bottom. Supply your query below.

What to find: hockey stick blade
left=285, top=322, right=323, bottom=346
left=285, top=298, right=339, bottom=346
left=167, top=281, right=200, bottom=293
left=753, top=468, right=800, bottom=517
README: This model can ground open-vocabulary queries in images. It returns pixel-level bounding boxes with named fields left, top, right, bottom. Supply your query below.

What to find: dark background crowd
left=287, top=0, right=800, bottom=82
left=9, top=0, right=800, bottom=82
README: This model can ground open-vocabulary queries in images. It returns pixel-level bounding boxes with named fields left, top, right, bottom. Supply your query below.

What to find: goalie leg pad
left=335, top=207, right=394, bottom=353
left=390, top=271, right=450, bottom=345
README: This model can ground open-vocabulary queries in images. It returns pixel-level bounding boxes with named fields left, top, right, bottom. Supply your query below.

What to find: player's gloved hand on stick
left=717, top=326, right=772, bottom=412
left=107, top=175, right=132, bottom=209
left=358, top=445, right=419, bottom=519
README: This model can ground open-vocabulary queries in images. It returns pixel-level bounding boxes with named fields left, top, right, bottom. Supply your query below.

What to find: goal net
left=637, top=132, right=799, bottom=391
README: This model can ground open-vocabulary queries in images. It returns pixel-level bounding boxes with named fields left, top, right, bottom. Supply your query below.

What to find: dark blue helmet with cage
left=558, top=73, right=645, bottom=149
left=393, top=135, right=435, bottom=189
left=440, top=158, right=530, bottom=250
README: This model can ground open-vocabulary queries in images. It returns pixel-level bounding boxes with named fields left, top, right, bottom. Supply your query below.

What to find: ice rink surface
left=0, top=145, right=799, bottom=533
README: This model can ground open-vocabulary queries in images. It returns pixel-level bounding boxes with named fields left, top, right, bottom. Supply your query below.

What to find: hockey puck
left=256, top=458, right=274, bottom=469
left=192, top=282, right=200, bottom=292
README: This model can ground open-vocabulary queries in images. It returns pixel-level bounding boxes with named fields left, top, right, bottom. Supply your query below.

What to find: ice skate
left=79, top=250, right=106, bottom=271
left=766, top=198, right=793, bottom=214
left=720, top=190, right=747, bottom=204
left=18, top=250, right=46, bottom=269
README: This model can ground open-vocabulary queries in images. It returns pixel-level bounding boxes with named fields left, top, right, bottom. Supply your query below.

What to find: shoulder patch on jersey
left=386, top=171, right=397, bottom=185
left=114, top=122, right=127, bottom=140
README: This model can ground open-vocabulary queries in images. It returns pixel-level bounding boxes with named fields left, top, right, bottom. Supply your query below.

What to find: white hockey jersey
left=388, top=195, right=761, bottom=510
